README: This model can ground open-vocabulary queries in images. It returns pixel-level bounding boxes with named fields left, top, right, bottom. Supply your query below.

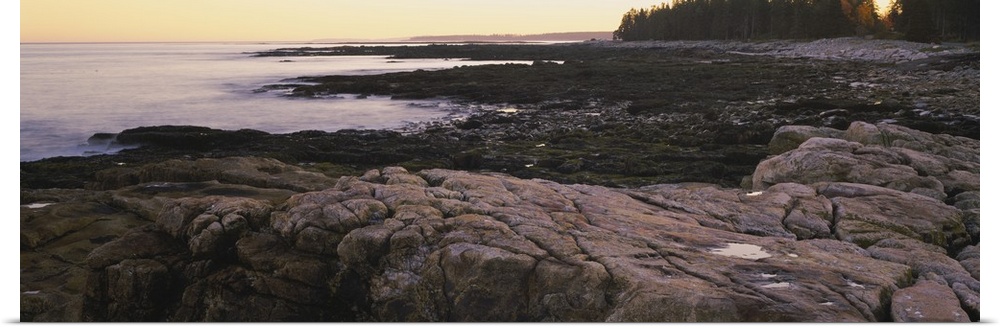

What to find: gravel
left=588, top=37, right=976, bottom=63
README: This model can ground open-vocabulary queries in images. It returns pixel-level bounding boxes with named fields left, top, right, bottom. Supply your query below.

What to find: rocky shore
left=23, top=39, right=979, bottom=191
left=21, top=122, right=979, bottom=321
left=21, top=39, right=979, bottom=322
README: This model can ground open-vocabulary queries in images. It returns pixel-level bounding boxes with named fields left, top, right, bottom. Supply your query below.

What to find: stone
left=768, top=183, right=833, bottom=239
left=27, top=119, right=981, bottom=322
left=891, top=278, right=970, bottom=322
left=753, top=138, right=923, bottom=192
left=829, top=187, right=968, bottom=250
left=102, top=259, right=173, bottom=321
left=91, top=157, right=340, bottom=192
left=867, top=238, right=978, bottom=292
left=951, top=282, right=980, bottom=321
left=754, top=122, right=978, bottom=210
left=956, top=245, right=979, bottom=280
left=439, top=243, right=537, bottom=321
left=73, top=165, right=938, bottom=321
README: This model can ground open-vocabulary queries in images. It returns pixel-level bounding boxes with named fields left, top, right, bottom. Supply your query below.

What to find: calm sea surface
left=20, top=43, right=526, bottom=161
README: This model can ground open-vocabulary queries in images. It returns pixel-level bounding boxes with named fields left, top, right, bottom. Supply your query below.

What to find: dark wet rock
left=113, top=125, right=269, bottom=150
left=100, top=259, right=174, bottom=321
left=91, top=156, right=340, bottom=192
left=456, top=119, right=484, bottom=130
left=952, top=191, right=980, bottom=210
left=156, top=196, right=273, bottom=258
left=19, top=191, right=148, bottom=322
left=556, top=158, right=583, bottom=174
left=895, top=53, right=979, bottom=72
left=24, top=39, right=978, bottom=192
left=21, top=127, right=465, bottom=190
left=86, top=133, right=118, bottom=148
left=19, top=178, right=303, bottom=322
left=961, top=209, right=980, bottom=244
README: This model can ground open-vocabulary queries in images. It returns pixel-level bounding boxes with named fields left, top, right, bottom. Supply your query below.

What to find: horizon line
left=20, top=30, right=614, bottom=45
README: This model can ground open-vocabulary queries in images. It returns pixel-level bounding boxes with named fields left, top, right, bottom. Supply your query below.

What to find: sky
left=20, top=0, right=901, bottom=43
left=22, top=0, right=671, bottom=43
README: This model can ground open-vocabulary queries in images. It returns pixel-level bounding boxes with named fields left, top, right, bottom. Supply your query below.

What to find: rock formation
left=20, top=122, right=978, bottom=322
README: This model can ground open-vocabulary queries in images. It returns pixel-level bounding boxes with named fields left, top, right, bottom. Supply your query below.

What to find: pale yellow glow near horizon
left=22, top=0, right=663, bottom=43
left=875, top=0, right=893, bottom=16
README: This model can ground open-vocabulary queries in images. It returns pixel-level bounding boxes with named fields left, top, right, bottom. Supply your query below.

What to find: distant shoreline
left=18, top=40, right=576, bottom=46
left=20, top=31, right=614, bottom=45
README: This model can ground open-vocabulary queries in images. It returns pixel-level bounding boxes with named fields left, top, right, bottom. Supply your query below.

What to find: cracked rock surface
left=21, top=122, right=978, bottom=322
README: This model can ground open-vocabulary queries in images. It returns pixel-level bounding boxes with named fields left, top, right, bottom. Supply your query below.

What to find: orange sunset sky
left=21, top=0, right=896, bottom=43
left=22, top=0, right=669, bottom=42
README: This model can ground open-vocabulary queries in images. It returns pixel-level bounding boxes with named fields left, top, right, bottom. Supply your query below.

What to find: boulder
left=767, top=125, right=846, bottom=155
left=19, top=191, right=147, bottom=322
left=956, top=245, right=979, bottom=280
left=753, top=137, right=925, bottom=193
left=754, top=122, right=978, bottom=203
left=90, top=157, right=340, bottom=192
left=844, top=122, right=979, bottom=163
left=112, top=125, right=268, bottom=150
left=891, top=277, right=970, bottom=322
left=101, top=259, right=173, bottom=321
left=822, top=183, right=969, bottom=250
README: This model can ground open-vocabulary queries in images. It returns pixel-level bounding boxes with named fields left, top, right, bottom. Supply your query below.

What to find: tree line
left=614, top=0, right=978, bottom=43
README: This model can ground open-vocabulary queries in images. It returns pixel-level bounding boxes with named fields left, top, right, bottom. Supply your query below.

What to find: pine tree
left=903, top=0, right=937, bottom=42
left=612, top=0, right=976, bottom=42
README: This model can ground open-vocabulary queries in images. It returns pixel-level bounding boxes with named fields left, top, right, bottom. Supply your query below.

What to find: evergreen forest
left=613, top=0, right=978, bottom=43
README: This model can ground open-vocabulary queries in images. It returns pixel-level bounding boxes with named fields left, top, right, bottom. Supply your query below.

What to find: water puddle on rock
left=846, top=280, right=866, bottom=289
left=761, top=282, right=791, bottom=289
left=709, top=243, right=772, bottom=260
left=22, top=203, right=54, bottom=209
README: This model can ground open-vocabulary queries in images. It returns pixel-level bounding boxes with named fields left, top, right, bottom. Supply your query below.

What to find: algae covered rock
left=767, top=125, right=846, bottom=155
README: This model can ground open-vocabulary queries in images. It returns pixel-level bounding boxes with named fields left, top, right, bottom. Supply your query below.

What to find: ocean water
left=20, top=43, right=527, bottom=162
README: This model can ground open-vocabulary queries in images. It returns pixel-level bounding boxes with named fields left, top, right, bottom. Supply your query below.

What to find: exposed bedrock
left=21, top=122, right=978, bottom=322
